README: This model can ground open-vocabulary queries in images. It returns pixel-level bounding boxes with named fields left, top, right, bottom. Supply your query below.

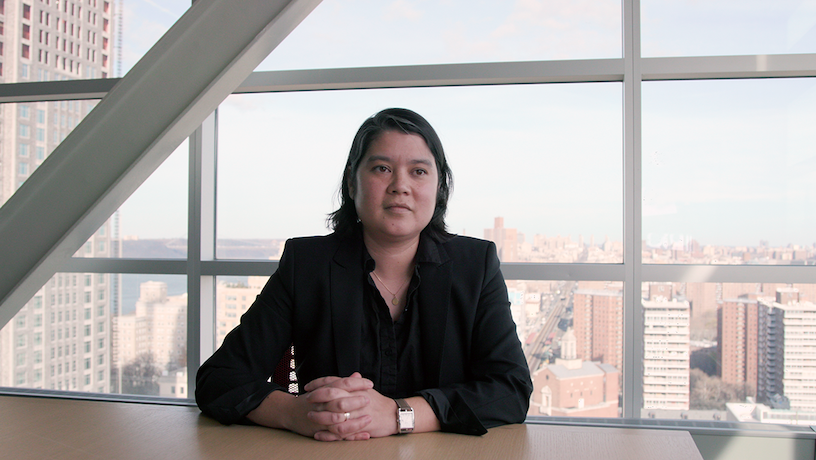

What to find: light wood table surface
left=0, top=395, right=703, bottom=459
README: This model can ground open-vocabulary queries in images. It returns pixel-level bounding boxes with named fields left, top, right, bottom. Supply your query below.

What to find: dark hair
left=328, top=108, right=453, bottom=240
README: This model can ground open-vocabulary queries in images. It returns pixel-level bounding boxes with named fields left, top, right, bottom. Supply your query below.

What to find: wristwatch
left=395, top=398, right=414, bottom=434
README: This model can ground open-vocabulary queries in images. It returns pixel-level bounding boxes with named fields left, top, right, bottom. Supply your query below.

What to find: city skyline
left=109, top=1, right=814, bottom=249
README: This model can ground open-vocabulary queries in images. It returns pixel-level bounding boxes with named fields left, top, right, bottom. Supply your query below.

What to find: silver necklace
left=371, top=270, right=410, bottom=306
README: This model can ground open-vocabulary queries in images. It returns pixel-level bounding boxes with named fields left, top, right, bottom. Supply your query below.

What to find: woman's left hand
left=305, top=374, right=398, bottom=440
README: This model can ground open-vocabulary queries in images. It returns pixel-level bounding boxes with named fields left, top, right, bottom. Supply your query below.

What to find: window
left=22, top=23, right=30, bottom=40
left=18, top=144, right=29, bottom=157
left=0, top=0, right=814, bottom=440
left=19, top=125, right=30, bottom=137
left=23, top=3, right=31, bottom=20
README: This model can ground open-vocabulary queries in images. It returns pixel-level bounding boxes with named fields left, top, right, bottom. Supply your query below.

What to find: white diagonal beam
left=0, top=0, right=322, bottom=326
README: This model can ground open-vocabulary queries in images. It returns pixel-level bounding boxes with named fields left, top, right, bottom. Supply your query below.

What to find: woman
left=196, top=108, right=532, bottom=441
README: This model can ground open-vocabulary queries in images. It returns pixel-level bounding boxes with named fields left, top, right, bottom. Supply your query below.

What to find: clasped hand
left=293, top=372, right=398, bottom=441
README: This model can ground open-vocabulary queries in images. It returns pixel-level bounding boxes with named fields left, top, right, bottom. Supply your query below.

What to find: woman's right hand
left=247, top=372, right=375, bottom=441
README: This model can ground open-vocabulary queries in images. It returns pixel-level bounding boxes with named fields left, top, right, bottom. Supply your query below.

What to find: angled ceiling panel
left=0, top=0, right=322, bottom=326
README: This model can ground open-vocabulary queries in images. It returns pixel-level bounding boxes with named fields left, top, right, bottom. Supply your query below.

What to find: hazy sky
left=116, top=0, right=816, bottom=248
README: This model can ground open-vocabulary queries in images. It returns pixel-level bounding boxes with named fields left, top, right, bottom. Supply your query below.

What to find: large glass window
left=0, top=273, right=187, bottom=397
left=0, top=100, right=102, bottom=206
left=259, top=0, right=622, bottom=71
left=525, top=279, right=623, bottom=419
left=117, top=141, right=189, bottom=258
left=642, top=79, right=816, bottom=264
left=217, top=84, right=623, bottom=261
left=641, top=282, right=816, bottom=425
left=642, top=0, right=816, bottom=57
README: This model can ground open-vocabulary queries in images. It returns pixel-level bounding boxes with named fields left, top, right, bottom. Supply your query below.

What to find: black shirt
left=360, top=251, right=424, bottom=398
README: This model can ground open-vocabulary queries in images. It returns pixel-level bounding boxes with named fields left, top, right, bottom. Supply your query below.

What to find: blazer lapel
left=416, top=237, right=452, bottom=388
left=330, top=236, right=365, bottom=377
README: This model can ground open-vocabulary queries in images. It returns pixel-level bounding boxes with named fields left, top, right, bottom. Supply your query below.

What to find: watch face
left=399, top=410, right=415, bottom=430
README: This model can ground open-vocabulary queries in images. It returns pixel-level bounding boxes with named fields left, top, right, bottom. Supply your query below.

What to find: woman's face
left=351, top=130, right=439, bottom=244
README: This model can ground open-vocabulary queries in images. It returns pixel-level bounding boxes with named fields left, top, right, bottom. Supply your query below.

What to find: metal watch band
left=395, top=398, right=414, bottom=434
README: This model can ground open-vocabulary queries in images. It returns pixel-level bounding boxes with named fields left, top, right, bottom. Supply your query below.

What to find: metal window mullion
left=187, top=111, right=217, bottom=398
left=622, top=0, right=644, bottom=419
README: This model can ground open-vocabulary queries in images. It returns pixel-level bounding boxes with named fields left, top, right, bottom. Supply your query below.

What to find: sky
left=114, top=0, right=816, bottom=248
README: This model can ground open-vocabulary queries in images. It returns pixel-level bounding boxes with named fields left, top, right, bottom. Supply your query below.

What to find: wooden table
left=0, top=395, right=703, bottom=459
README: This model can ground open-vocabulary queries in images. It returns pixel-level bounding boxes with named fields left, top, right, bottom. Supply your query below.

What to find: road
left=525, top=281, right=575, bottom=373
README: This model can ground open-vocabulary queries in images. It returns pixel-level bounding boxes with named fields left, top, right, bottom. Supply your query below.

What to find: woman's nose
left=388, top=171, right=409, bottom=193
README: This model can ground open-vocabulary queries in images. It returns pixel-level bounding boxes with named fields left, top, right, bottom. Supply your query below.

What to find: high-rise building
left=484, top=216, right=519, bottom=262
left=0, top=0, right=115, bottom=392
left=757, top=290, right=816, bottom=412
left=718, top=296, right=759, bottom=396
left=573, top=282, right=623, bottom=372
left=115, top=281, right=187, bottom=371
left=642, top=296, right=690, bottom=410
left=215, top=276, right=266, bottom=348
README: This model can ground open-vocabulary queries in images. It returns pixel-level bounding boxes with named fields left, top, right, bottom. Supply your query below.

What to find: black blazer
left=196, top=231, right=532, bottom=435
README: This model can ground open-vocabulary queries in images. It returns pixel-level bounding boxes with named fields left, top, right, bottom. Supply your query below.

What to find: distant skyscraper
left=0, top=0, right=116, bottom=392
left=115, top=281, right=186, bottom=370
left=756, top=290, right=816, bottom=412
left=642, top=296, right=690, bottom=411
left=718, top=296, right=759, bottom=397
left=215, top=276, right=266, bottom=348
left=573, top=282, right=623, bottom=372
left=484, top=216, right=518, bottom=262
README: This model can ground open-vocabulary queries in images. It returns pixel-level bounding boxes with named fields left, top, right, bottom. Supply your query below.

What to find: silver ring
left=343, top=412, right=351, bottom=421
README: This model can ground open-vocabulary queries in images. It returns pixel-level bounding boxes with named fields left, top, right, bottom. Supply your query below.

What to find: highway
left=524, top=280, right=575, bottom=373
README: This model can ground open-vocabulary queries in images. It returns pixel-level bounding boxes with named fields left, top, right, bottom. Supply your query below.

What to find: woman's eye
left=414, top=169, right=427, bottom=176
left=375, top=165, right=390, bottom=173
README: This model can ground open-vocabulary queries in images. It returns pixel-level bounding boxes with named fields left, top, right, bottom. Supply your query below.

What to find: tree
left=122, top=352, right=161, bottom=396
left=689, top=368, right=747, bottom=410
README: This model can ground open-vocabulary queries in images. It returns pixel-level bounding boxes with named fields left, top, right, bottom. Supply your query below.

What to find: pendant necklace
left=371, top=270, right=410, bottom=306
